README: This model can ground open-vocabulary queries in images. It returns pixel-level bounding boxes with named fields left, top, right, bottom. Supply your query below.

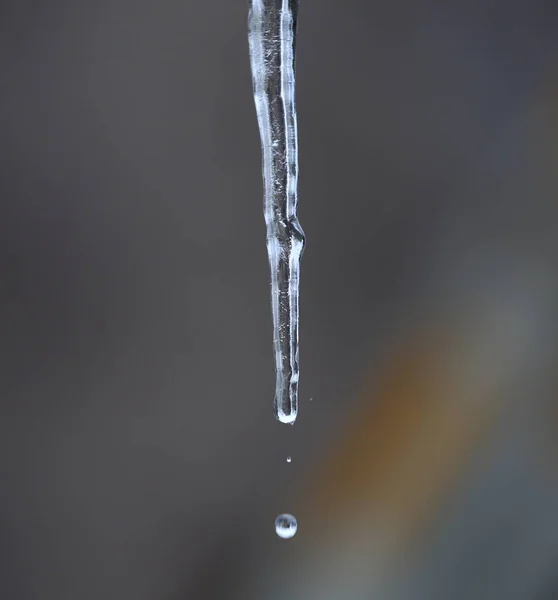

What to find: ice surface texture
left=248, top=0, right=305, bottom=424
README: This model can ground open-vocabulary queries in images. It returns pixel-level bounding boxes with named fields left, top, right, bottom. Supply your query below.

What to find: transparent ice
left=275, top=513, right=298, bottom=539
left=248, top=0, right=305, bottom=424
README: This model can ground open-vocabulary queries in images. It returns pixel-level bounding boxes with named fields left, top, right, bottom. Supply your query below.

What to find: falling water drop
left=286, top=456, right=292, bottom=463
left=275, top=513, right=298, bottom=539
left=248, top=0, right=305, bottom=425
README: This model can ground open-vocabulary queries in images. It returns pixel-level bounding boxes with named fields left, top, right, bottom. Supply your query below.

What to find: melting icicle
left=248, top=0, right=305, bottom=424
left=275, top=513, right=298, bottom=539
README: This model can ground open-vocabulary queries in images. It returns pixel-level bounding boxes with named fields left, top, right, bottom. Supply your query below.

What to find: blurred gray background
left=1, top=1, right=558, bottom=599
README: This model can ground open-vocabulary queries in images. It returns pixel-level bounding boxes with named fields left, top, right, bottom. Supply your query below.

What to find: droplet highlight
left=275, top=513, right=298, bottom=539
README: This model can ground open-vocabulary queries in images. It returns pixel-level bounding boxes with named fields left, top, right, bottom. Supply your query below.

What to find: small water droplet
left=286, top=456, right=292, bottom=463
left=308, top=396, right=313, bottom=402
left=275, top=513, right=297, bottom=539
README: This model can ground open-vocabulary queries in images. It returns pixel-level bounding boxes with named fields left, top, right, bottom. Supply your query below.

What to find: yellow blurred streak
left=303, top=319, right=508, bottom=563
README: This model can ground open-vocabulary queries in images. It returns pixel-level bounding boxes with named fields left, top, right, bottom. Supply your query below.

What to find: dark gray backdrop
left=1, top=1, right=557, bottom=598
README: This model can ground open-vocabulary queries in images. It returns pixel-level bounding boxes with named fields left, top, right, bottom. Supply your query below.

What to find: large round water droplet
left=275, top=513, right=297, bottom=539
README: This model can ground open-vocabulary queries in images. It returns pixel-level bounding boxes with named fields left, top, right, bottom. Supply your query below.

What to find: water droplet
left=275, top=513, right=297, bottom=539
left=286, top=456, right=292, bottom=463
left=308, top=396, right=313, bottom=402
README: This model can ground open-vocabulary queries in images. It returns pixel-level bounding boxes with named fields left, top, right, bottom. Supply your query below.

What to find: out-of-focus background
left=2, top=1, right=558, bottom=598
